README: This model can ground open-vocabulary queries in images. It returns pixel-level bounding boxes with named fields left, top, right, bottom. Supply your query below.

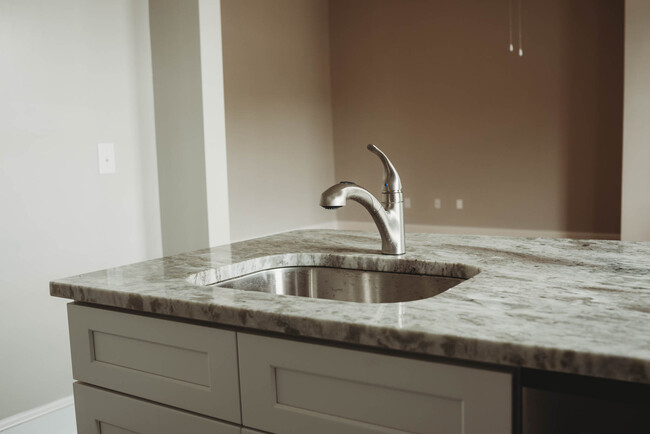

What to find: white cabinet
left=238, top=333, right=512, bottom=434
left=68, top=304, right=240, bottom=423
left=68, top=304, right=513, bottom=434
left=73, top=383, right=240, bottom=434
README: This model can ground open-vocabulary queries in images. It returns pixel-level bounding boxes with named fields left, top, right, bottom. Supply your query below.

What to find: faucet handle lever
left=367, top=144, right=402, bottom=193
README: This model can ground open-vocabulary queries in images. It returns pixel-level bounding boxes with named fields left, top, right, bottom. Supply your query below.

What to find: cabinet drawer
left=238, top=333, right=512, bottom=434
left=73, top=382, right=240, bottom=434
left=68, top=303, right=240, bottom=423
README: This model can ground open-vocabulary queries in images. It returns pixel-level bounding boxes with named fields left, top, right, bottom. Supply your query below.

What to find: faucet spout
left=320, top=145, right=405, bottom=255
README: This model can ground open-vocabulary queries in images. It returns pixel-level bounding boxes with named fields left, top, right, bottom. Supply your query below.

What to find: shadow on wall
left=561, top=0, right=623, bottom=234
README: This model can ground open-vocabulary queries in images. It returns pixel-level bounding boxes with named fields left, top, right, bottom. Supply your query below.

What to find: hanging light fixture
left=509, top=0, right=514, bottom=52
left=508, top=0, right=524, bottom=57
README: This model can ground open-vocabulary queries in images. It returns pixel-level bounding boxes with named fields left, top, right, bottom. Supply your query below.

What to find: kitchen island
left=51, top=230, right=650, bottom=433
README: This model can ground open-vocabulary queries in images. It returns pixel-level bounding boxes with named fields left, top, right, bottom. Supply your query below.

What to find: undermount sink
left=213, top=266, right=466, bottom=303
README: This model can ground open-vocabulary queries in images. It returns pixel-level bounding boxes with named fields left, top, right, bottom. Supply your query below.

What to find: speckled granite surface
left=50, top=230, right=650, bottom=384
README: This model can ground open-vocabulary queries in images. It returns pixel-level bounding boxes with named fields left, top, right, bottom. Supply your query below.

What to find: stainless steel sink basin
left=213, top=266, right=466, bottom=303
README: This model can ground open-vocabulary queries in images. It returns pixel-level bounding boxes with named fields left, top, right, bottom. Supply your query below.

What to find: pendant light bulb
left=518, top=48, right=523, bottom=57
left=509, top=43, right=514, bottom=52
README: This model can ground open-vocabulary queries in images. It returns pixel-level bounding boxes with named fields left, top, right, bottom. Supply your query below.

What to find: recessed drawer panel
left=91, top=330, right=210, bottom=386
left=73, top=383, right=240, bottom=434
left=98, top=423, right=138, bottom=434
left=68, top=303, right=240, bottom=423
left=238, top=333, right=512, bottom=434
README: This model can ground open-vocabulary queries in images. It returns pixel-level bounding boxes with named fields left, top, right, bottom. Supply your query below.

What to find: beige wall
left=622, top=0, right=650, bottom=241
left=329, top=0, right=623, bottom=235
left=0, top=0, right=162, bottom=418
left=221, top=0, right=337, bottom=242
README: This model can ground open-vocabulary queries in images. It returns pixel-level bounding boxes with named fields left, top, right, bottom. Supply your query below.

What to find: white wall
left=0, top=0, right=162, bottom=419
left=198, top=0, right=232, bottom=249
left=149, top=0, right=231, bottom=256
left=622, top=0, right=650, bottom=241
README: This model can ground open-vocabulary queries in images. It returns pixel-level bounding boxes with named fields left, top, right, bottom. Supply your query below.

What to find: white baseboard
left=336, top=220, right=620, bottom=240
left=230, top=219, right=619, bottom=244
left=0, top=396, right=74, bottom=432
left=298, top=220, right=340, bottom=231
left=230, top=220, right=339, bottom=243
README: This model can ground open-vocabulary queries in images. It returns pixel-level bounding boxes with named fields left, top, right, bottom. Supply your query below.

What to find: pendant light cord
left=508, top=0, right=514, bottom=52
left=518, top=0, right=524, bottom=56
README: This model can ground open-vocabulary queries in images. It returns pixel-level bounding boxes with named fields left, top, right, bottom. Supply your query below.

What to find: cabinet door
left=73, top=383, right=240, bottom=434
left=238, top=333, right=512, bottom=434
left=68, top=303, right=240, bottom=423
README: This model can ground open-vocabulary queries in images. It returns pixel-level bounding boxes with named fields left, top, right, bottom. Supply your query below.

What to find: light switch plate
left=98, top=143, right=116, bottom=174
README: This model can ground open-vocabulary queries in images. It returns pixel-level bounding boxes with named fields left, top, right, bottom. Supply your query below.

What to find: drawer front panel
left=98, top=423, right=138, bottom=434
left=274, top=367, right=463, bottom=431
left=68, top=303, right=240, bottom=423
left=238, top=333, right=512, bottom=434
left=73, top=383, right=240, bottom=434
left=91, top=331, right=210, bottom=386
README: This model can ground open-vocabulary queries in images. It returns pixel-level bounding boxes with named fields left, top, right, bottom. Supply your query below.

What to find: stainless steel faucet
left=320, top=144, right=405, bottom=255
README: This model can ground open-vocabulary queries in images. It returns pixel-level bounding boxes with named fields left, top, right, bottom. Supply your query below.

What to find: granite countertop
left=50, top=230, right=650, bottom=384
